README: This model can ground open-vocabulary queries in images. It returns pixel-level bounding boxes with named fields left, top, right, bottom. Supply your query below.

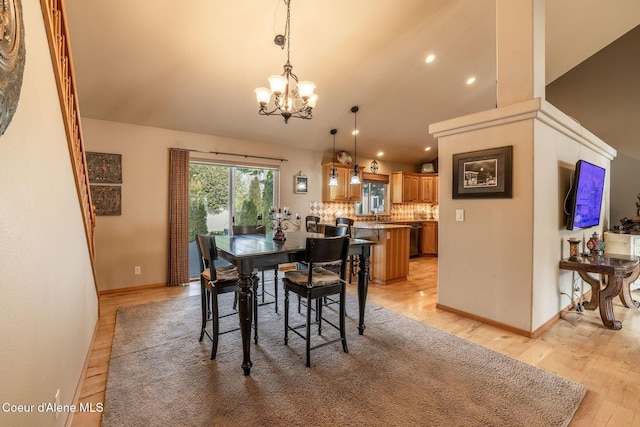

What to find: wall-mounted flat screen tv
left=565, top=160, right=606, bottom=230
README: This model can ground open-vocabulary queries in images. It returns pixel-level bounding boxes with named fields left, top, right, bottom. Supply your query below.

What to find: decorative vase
left=586, top=232, right=604, bottom=257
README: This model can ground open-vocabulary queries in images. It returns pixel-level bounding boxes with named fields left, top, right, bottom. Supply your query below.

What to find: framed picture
left=295, top=174, right=308, bottom=194
left=90, top=185, right=122, bottom=215
left=86, top=152, right=122, bottom=184
left=452, top=145, right=513, bottom=199
left=421, top=162, right=435, bottom=173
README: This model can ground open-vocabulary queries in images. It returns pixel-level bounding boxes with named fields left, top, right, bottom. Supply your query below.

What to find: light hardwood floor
left=73, top=257, right=640, bottom=426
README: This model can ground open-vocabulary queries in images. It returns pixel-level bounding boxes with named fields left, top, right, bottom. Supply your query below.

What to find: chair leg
left=253, top=277, right=258, bottom=345
left=284, top=288, right=289, bottom=346
left=340, top=286, right=348, bottom=354
left=274, top=267, right=279, bottom=314
left=317, top=299, right=323, bottom=335
left=260, top=270, right=265, bottom=304
left=306, top=292, right=312, bottom=368
left=211, top=290, right=219, bottom=360
left=199, top=280, right=207, bottom=341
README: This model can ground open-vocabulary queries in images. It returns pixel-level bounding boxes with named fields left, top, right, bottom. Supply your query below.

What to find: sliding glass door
left=188, top=161, right=279, bottom=277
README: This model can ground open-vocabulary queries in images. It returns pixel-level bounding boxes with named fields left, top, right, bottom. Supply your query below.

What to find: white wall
left=532, top=107, right=612, bottom=329
left=434, top=102, right=536, bottom=332
left=0, top=2, right=98, bottom=425
left=82, top=118, right=413, bottom=291
left=432, top=98, right=615, bottom=333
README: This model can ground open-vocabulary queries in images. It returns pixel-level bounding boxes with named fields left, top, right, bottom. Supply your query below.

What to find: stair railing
left=40, top=0, right=97, bottom=286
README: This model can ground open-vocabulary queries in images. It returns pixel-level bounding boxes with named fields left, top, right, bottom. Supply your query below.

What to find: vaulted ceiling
left=65, top=0, right=640, bottom=165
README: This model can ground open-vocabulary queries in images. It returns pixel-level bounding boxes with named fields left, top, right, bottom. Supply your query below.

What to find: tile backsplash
left=309, top=201, right=439, bottom=223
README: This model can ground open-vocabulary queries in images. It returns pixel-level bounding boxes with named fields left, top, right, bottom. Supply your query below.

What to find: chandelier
left=350, top=106, right=361, bottom=185
left=254, top=0, right=317, bottom=124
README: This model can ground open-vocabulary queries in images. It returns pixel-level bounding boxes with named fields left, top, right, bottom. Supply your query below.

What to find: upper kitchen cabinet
left=322, top=163, right=363, bottom=202
left=392, top=172, right=438, bottom=203
left=391, top=172, right=418, bottom=203
left=419, top=175, right=438, bottom=204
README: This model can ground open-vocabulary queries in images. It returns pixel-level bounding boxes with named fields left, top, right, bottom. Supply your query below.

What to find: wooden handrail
left=40, top=0, right=98, bottom=283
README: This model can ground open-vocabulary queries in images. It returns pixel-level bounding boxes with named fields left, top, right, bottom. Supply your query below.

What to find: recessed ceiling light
left=425, top=147, right=431, bottom=151
left=352, top=130, right=359, bottom=136
left=425, top=54, right=435, bottom=63
left=377, top=151, right=384, bottom=157
left=466, top=77, right=476, bottom=85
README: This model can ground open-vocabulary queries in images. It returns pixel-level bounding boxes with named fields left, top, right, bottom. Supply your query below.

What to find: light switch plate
left=455, top=209, right=465, bottom=222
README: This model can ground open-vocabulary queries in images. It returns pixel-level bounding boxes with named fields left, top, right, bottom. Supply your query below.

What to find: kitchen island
left=352, top=223, right=410, bottom=284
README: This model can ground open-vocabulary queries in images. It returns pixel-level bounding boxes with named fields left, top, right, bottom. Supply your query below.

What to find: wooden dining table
left=215, top=231, right=374, bottom=375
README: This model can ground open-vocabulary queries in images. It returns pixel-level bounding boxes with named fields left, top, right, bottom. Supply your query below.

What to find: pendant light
left=328, top=129, right=339, bottom=186
left=350, top=106, right=361, bottom=185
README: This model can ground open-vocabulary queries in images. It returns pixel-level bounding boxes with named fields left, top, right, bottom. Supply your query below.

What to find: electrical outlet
left=134, top=266, right=141, bottom=275
left=54, top=389, right=60, bottom=420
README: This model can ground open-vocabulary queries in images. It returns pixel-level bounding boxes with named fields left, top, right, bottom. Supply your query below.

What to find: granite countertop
left=377, top=219, right=438, bottom=224
left=352, top=222, right=411, bottom=230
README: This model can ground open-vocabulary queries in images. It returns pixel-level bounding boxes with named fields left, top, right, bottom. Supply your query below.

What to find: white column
left=496, top=0, right=545, bottom=107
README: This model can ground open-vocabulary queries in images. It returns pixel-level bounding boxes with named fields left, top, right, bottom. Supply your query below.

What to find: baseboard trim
left=99, top=282, right=169, bottom=295
left=65, top=317, right=99, bottom=427
left=435, top=303, right=536, bottom=338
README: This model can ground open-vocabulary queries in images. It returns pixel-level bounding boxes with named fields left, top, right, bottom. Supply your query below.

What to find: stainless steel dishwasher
left=409, top=223, right=422, bottom=257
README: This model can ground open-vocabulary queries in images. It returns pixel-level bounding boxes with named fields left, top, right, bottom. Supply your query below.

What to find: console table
left=604, top=232, right=640, bottom=289
left=559, top=254, right=640, bottom=330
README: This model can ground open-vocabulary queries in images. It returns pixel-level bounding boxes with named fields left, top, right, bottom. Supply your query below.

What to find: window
left=355, top=173, right=389, bottom=215
left=188, top=161, right=279, bottom=277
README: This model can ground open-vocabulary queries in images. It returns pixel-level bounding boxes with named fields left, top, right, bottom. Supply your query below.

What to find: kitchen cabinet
left=419, top=175, right=439, bottom=204
left=391, top=172, right=418, bottom=203
left=352, top=224, right=410, bottom=284
left=392, top=172, right=438, bottom=203
left=322, top=163, right=363, bottom=202
left=421, top=221, right=438, bottom=255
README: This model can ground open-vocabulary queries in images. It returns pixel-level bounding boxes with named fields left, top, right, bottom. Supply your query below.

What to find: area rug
left=103, top=294, right=586, bottom=426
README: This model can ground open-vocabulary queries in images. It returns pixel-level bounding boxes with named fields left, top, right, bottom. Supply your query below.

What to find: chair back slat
left=324, top=224, right=348, bottom=237
left=232, top=225, right=266, bottom=236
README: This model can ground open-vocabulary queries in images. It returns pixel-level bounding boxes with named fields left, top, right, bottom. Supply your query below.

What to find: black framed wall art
left=87, top=152, right=123, bottom=215
left=452, top=146, right=513, bottom=199
left=90, top=185, right=121, bottom=215
left=87, top=152, right=123, bottom=183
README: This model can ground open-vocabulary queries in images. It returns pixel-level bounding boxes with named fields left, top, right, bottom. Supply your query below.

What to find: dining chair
left=283, top=236, right=350, bottom=367
left=297, top=224, right=349, bottom=315
left=335, top=217, right=357, bottom=283
left=232, top=224, right=279, bottom=313
left=305, top=215, right=320, bottom=233
left=196, top=234, right=258, bottom=359
left=323, top=224, right=348, bottom=237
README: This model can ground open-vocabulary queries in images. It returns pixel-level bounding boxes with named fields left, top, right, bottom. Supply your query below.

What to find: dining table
left=215, top=230, right=374, bottom=375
